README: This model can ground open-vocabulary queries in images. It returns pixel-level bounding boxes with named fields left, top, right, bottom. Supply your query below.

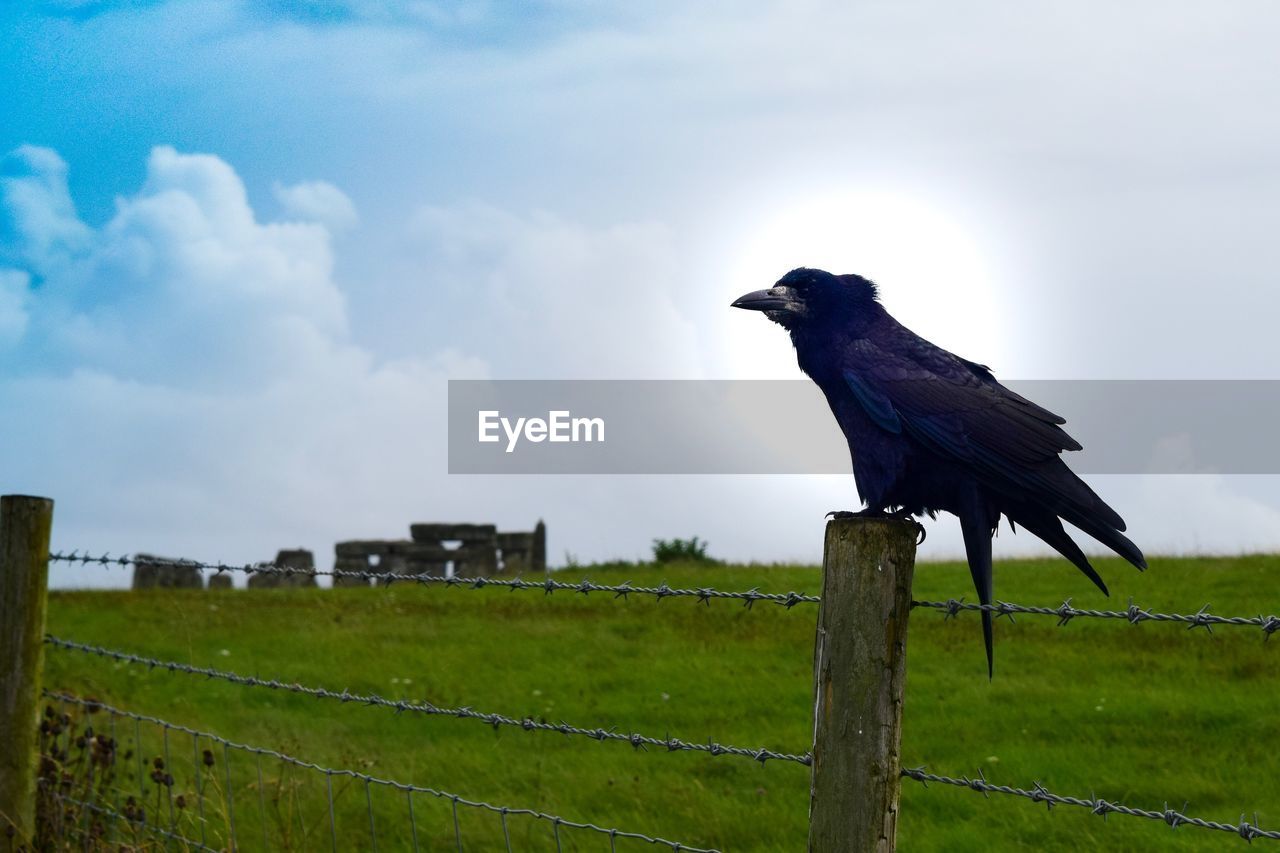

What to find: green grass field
left=40, top=554, right=1280, bottom=851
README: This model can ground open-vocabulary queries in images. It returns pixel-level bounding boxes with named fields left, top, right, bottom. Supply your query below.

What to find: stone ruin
left=248, top=548, right=319, bottom=589
left=206, top=573, right=233, bottom=589
left=333, top=520, right=545, bottom=587
left=131, top=549, right=319, bottom=590
left=128, top=524, right=545, bottom=590
left=244, top=548, right=317, bottom=589
left=131, top=554, right=203, bottom=589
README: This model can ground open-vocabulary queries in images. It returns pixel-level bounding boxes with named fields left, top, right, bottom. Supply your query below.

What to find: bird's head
left=731, top=267, right=880, bottom=330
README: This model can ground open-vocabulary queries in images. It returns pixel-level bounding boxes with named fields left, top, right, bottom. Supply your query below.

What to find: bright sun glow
left=719, top=189, right=1008, bottom=378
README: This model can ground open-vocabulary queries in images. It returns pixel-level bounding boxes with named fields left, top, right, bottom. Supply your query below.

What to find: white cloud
left=0, top=269, right=30, bottom=346
left=0, top=146, right=495, bottom=582
left=5, top=145, right=351, bottom=389
left=363, top=202, right=704, bottom=378
left=0, top=145, right=93, bottom=276
left=1130, top=475, right=1280, bottom=556
left=273, top=180, right=359, bottom=232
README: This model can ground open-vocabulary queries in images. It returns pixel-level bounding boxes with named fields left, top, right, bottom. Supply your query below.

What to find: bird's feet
left=825, top=508, right=927, bottom=544
left=824, top=507, right=914, bottom=521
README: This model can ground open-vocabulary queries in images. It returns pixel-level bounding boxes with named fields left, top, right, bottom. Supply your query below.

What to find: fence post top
left=824, top=515, right=915, bottom=525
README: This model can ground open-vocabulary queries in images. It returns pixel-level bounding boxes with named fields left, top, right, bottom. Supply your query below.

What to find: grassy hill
left=39, top=553, right=1280, bottom=851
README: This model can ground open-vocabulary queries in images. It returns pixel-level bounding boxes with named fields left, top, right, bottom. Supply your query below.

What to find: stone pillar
left=460, top=542, right=498, bottom=578
left=331, top=542, right=387, bottom=588
left=389, top=541, right=445, bottom=577
left=132, top=554, right=202, bottom=589
left=249, top=548, right=318, bottom=588
left=277, top=549, right=318, bottom=588
left=409, top=523, right=499, bottom=578
left=377, top=553, right=408, bottom=586
left=497, top=532, right=534, bottom=575
left=332, top=556, right=371, bottom=587
left=533, top=520, right=547, bottom=573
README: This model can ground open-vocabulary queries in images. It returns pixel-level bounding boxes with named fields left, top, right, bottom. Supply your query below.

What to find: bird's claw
left=912, top=521, right=927, bottom=545
left=891, top=515, right=928, bottom=545
left=825, top=508, right=926, bottom=545
left=825, top=507, right=886, bottom=519
left=884, top=510, right=927, bottom=544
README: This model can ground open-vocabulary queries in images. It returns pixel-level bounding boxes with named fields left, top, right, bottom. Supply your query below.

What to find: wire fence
left=36, top=543, right=1280, bottom=849
left=50, top=793, right=220, bottom=852
left=900, top=767, right=1280, bottom=842
left=43, top=635, right=813, bottom=767
left=43, top=690, right=718, bottom=852
left=48, top=551, right=1280, bottom=634
left=48, top=551, right=821, bottom=607
left=913, top=597, right=1280, bottom=638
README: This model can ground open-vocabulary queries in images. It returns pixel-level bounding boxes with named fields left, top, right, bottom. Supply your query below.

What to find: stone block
left=332, top=556, right=372, bottom=587
left=410, top=523, right=497, bottom=544
left=132, top=554, right=202, bottom=590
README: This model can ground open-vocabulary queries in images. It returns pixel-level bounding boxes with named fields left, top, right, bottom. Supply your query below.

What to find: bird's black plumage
left=733, top=268, right=1146, bottom=675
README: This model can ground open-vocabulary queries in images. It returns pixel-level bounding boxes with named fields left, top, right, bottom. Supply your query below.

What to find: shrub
left=651, top=536, right=719, bottom=564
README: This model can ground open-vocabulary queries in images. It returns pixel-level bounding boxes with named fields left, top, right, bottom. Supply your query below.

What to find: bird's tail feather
left=1056, top=503, right=1147, bottom=571
left=958, top=509, right=995, bottom=679
left=1005, top=505, right=1110, bottom=595
left=1012, top=461, right=1148, bottom=572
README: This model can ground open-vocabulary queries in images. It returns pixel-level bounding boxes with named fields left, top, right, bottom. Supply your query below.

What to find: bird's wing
left=841, top=327, right=1126, bottom=531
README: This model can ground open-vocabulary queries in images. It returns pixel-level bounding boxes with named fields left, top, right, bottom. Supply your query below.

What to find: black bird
left=732, top=268, right=1146, bottom=675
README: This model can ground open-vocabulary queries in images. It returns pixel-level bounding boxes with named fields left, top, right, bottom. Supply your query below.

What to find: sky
left=4, top=0, right=1280, bottom=588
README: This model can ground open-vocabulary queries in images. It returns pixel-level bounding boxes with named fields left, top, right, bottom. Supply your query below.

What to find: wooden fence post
left=0, top=495, right=55, bottom=843
left=809, top=517, right=917, bottom=853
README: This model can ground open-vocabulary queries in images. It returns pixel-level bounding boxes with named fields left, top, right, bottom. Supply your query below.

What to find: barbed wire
left=43, top=636, right=812, bottom=768
left=46, top=691, right=719, bottom=853
left=50, top=551, right=1280, bottom=635
left=900, top=767, right=1280, bottom=843
left=913, top=597, right=1280, bottom=639
left=48, top=550, right=820, bottom=608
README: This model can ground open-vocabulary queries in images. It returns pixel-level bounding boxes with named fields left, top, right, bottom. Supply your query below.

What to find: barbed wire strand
left=48, top=550, right=820, bottom=608
left=46, top=690, right=720, bottom=853
left=43, top=637, right=811, bottom=768
left=901, top=767, right=1280, bottom=843
left=913, top=597, right=1280, bottom=639
left=49, top=551, right=1280, bottom=635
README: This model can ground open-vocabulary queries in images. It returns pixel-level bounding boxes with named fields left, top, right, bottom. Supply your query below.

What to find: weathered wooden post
left=809, top=517, right=917, bottom=853
left=0, top=495, right=54, bottom=842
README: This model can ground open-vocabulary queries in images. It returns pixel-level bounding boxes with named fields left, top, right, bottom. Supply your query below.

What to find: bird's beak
left=731, top=287, right=796, bottom=312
